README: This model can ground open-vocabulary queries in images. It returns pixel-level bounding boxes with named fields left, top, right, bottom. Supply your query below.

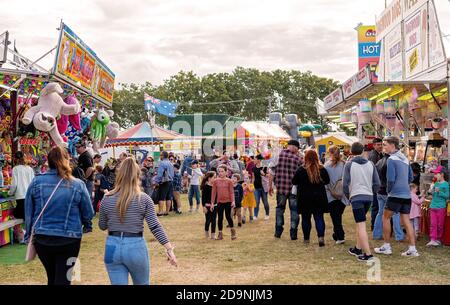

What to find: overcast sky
left=1, top=0, right=449, bottom=86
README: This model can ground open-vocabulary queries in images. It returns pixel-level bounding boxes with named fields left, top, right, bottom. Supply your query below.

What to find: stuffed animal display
left=22, top=82, right=80, bottom=147
left=56, top=94, right=82, bottom=135
left=91, top=109, right=119, bottom=153
left=22, top=83, right=80, bottom=147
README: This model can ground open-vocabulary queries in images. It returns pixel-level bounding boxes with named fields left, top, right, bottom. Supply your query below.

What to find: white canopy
left=239, top=121, right=291, bottom=140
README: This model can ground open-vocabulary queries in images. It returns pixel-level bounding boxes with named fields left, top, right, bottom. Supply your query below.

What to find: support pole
left=447, top=77, right=450, bottom=174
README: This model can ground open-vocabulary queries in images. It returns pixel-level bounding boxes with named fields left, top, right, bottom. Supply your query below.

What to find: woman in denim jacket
left=25, top=147, right=94, bottom=285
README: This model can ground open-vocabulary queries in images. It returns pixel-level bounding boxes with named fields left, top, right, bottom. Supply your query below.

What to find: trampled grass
left=0, top=195, right=449, bottom=285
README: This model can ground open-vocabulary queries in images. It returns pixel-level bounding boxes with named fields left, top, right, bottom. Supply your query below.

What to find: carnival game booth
left=0, top=22, right=116, bottom=246
left=235, top=121, right=291, bottom=158
left=321, top=0, right=450, bottom=244
left=104, top=122, right=199, bottom=163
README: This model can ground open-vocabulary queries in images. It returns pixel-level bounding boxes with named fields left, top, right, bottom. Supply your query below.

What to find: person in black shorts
left=374, top=136, right=419, bottom=257
left=343, top=142, right=380, bottom=261
left=155, top=151, right=174, bottom=216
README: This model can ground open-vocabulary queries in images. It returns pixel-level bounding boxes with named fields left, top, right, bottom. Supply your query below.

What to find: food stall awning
left=239, top=121, right=291, bottom=140
left=327, top=80, right=448, bottom=113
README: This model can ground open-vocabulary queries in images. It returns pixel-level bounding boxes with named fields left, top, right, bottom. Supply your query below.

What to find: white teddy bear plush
left=22, top=82, right=80, bottom=147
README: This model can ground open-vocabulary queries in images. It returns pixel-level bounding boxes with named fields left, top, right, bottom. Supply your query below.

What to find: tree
left=111, top=68, right=340, bottom=129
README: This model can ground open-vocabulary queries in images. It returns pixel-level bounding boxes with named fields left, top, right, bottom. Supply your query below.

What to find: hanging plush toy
left=56, top=94, right=82, bottom=135
left=22, top=83, right=80, bottom=147
left=91, top=109, right=112, bottom=141
left=80, top=108, right=93, bottom=133
left=91, top=109, right=115, bottom=153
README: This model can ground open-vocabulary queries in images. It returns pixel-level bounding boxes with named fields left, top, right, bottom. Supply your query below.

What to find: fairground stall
left=321, top=0, right=450, bottom=244
left=235, top=121, right=291, bottom=159
left=104, top=122, right=199, bottom=163
left=0, top=22, right=116, bottom=246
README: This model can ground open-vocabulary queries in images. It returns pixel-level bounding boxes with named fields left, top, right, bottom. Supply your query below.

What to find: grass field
left=0, top=195, right=449, bottom=285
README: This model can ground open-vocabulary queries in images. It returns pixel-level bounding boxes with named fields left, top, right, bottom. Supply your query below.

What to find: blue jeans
left=275, top=193, right=299, bottom=239
left=301, top=212, right=325, bottom=240
left=104, top=236, right=150, bottom=285
left=188, top=185, right=201, bottom=207
left=84, top=180, right=94, bottom=229
left=373, top=194, right=404, bottom=241
left=254, top=188, right=269, bottom=218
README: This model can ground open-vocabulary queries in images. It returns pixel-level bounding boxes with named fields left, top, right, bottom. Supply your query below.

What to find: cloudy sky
left=1, top=0, right=449, bottom=85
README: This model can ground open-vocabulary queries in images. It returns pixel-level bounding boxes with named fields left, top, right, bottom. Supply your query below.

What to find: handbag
left=330, top=179, right=344, bottom=200
left=25, top=179, right=63, bottom=262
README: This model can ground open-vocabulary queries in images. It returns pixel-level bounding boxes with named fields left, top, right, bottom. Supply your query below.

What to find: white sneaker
left=374, top=245, right=393, bottom=255
left=401, top=249, right=420, bottom=257
left=264, top=215, right=269, bottom=220
left=426, top=240, right=440, bottom=247
left=335, top=240, right=345, bottom=245
left=253, top=216, right=258, bottom=221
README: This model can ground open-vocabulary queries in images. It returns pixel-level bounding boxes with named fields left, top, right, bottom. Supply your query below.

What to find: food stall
left=321, top=0, right=450, bottom=242
left=235, top=121, right=291, bottom=157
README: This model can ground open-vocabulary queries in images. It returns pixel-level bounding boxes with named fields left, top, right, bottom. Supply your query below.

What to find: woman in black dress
left=292, top=149, right=330, bottom=247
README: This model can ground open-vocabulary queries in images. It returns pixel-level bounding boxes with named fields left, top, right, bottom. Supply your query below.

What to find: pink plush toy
left=22, top=83, right=80, bottom=147
left=56, top=94, right=81, bottom=135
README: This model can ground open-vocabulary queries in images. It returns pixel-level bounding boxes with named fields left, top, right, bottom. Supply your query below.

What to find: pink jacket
left=410, top=191, right=424, bottom=219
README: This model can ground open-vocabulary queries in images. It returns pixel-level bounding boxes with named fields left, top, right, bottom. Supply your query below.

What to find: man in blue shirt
left=155, top=151, right=174, bottom=216
left=374, top=136, right=419, bottom=257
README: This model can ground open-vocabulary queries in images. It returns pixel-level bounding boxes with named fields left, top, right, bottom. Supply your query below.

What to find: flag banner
left=144, top=93, right=178, bottom=118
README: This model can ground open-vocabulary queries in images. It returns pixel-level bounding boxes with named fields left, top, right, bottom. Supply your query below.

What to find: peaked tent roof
left=105, top=122, right=188, bottom=147
left=314, top=133, right=359, bottom=145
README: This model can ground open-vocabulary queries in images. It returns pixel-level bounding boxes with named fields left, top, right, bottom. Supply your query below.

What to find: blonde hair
left=108, top=157, right=142, bottom=222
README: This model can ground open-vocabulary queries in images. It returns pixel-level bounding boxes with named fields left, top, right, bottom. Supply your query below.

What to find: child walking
left=201, top=171, right=217, bottom=239
left=242, top=171, right=256, bottom=224
left=410, top=183, right=425, bottom=239
left=188, top=160, right=203, bottom=212
left=427, top=166, right=449, bottom=247
left=172, top=164, right=182, bottom=214
left=232, top=174, right=244, bottom=227
left=211, top=165, right=236, bottom=240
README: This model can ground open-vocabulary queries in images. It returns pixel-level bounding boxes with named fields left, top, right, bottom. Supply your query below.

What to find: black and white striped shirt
left=99, top=192, right=169, bottom=245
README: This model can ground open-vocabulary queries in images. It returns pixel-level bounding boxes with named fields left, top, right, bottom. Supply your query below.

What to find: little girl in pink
left=410, top=183, right=425, bottom=238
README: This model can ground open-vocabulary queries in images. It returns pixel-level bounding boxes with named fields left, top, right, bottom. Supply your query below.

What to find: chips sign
left=53, top=23, right=115, bottom=105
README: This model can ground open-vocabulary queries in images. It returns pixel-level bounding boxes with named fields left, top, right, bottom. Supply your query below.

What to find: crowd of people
left=5, top=134, right=450, bottom=285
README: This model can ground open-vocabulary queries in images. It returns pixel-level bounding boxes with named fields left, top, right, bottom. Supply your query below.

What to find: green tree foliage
left=112, top=67, right=339, bottom=129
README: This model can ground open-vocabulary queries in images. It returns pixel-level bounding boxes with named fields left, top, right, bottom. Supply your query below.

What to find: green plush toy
left=91, top=109, right=112, bottom=141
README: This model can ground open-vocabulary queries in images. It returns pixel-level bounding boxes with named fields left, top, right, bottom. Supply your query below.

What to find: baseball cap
left=75, top=140, right=86, bottom=148
left=287, top=139, right=300, bottom=148
left=431, top=165, right=446, bottom=174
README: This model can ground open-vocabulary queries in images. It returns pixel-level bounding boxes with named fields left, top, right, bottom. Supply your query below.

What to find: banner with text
left=376, top=0, right=446, bottom=82
left=53, top=23, right=115, bottom=105
left=358, top=25, right=380, bottom=81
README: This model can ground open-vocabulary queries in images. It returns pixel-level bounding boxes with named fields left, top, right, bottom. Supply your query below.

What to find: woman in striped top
left=99, top=157, right=177, bottom=285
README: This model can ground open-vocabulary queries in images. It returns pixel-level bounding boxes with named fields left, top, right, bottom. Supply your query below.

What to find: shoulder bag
left=25, top=179, right=63, bottom=262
